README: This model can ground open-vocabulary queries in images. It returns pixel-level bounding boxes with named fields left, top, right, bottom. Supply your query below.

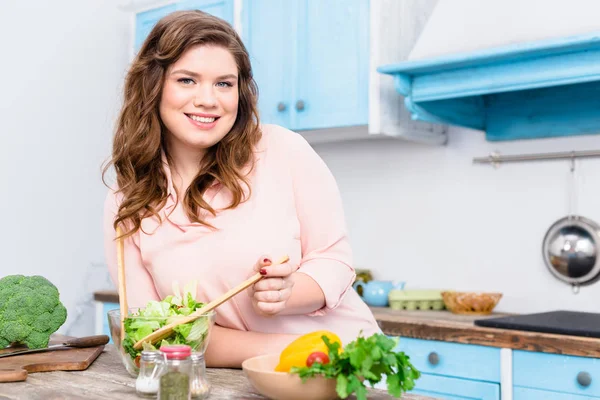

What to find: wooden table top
left=0, top=344, right=437, bottom=400
left=372, top=308, right=600, bottom=358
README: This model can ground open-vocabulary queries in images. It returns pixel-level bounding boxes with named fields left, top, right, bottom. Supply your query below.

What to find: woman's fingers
left=259, top=262, right=298, bottom=277
left=253, top=287, right=292, bottom=303
left=253, top=254, right=273, bottom=272
left=253, top=276, right=291, bottom=291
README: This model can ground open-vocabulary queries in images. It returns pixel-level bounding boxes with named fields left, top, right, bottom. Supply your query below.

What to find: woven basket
left=441, top=291, right=502, bottom=315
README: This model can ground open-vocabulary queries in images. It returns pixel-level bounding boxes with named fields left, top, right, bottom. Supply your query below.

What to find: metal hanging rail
left=473, top=149, right=600, bottom=165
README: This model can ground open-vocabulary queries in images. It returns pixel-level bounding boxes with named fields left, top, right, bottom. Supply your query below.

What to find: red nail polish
left=260, top=268, right=267, bottom=275
left=263, top=258, right=271, bottom=264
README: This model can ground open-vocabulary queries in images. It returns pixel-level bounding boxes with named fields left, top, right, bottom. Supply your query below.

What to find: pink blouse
left=103, top=124, right=381, bottom=345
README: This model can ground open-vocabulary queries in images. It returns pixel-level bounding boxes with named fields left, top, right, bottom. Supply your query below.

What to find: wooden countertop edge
left=376, top=318, right=600, bottom=358
left=93, top=290, right=599, bottom=358
left=94, top=290, right=119, bottom=303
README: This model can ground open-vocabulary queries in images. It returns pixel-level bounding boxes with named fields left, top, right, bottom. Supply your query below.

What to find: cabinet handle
left=295, top=100, right=305, bottom=111
left=577, top=371, right=592, bottom=387
left=277, top=102, right=286, bottom=112
left=427, top=352, right=439, bottom=366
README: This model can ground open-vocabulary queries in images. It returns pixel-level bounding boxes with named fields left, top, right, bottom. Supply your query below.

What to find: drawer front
left=395, top=337, right=501, bottom=382
left=514, top=350, right=600, bottom=397
left=411, top=373, right=500, bottom=400
left=515, top=386, right=600, bottom=400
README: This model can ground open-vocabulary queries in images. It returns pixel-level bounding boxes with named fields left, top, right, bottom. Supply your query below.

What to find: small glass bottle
left=158, top=345, right=193, bottom=400
left=189, top=352, right=211, bottom=399
left=136, top=350, right=163, bottom=398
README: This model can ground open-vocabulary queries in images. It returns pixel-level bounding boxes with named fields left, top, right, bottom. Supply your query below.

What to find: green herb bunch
left=290, top=333, right=420, bottom=400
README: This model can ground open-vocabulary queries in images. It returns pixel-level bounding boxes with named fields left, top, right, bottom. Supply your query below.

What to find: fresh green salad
left=122, top=281, right=210, bottom=362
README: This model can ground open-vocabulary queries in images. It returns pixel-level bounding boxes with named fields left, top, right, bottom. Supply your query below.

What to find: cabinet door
left=396, top=337, right=501, bottom=382
left=135, top=4, right=177, bottom=52
left=513, top=350, right=600, bottom=398
left=293, top=0, right=369, bottom=131
left=176, top=0, right=233, bottom=22
left=410, top=373, right=500, bottom=400
left=134, top=0, right=234, bottom=53
left=242, top=0, right=294, bottom=127
left=514, top=386, right=600, bottom=400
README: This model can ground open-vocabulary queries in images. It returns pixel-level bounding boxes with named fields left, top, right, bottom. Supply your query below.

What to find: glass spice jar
left=136, top=350, right=164, bottom=398
left=189, top=352, right=211, bottom=399
left=158, top=345, right=193, bottom=400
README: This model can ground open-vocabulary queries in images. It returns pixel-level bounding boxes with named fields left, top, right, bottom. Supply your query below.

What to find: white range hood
left=378, top=0, right=600, bottom=142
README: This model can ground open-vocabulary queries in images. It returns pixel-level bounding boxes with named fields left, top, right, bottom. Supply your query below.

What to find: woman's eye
left=216, top=81, right=233, bottom=88
left=178, top=78, right=195, bottom=85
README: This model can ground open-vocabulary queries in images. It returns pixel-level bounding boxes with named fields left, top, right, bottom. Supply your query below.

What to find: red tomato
left=306, top=351, right=330, bottom=367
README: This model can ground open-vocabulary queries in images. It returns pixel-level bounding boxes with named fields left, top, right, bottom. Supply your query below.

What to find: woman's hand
left=248, top=255, right=298, bottom=316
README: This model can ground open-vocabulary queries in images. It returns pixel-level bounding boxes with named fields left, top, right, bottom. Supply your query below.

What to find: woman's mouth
left=185, top=113, right=220, bottom=130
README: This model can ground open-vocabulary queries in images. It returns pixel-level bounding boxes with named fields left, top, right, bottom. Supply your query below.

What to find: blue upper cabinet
left=243, top=0, right=369, bottom=131
left=177, top=0, right=233, bottom=22
left=134, top=4, right=177, bottom=52
left=294, top=0, right=369, bottom=130
left=241, top=0, right=294, bottom=128
left=134, top=0, right=234, bottom=53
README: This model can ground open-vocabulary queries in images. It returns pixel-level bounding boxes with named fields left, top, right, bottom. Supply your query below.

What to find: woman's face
left=160, top=44, right=239, bottom=155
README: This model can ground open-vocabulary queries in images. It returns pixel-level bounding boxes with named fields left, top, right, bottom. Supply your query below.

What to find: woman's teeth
left=189, top=115, right=216, bottom=123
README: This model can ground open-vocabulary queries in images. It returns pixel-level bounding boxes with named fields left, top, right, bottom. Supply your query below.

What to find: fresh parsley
left=290, top=333, right=420, bottom=400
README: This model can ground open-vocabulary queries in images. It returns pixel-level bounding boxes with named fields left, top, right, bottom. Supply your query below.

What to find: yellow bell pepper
left=275, top=330, right=341, bottom=372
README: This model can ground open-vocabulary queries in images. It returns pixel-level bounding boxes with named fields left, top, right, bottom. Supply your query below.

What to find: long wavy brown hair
left=103, top=10, right=261, bottom=238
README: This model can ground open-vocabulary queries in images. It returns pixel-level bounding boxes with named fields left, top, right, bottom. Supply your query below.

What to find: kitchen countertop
left=371, top=307, right=600, bottom=358
left=0, top=344, right=434, bottom=400
left=95, top=291, right=600, bottom=358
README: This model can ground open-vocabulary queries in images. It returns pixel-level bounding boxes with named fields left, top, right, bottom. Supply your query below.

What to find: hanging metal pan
left=542, top=215, right=600, bottom=287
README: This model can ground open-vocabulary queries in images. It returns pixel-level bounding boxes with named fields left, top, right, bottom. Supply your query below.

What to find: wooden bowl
left=242, top=354, right=338, bottom=400
left=441, top=291, right=503, bottom=315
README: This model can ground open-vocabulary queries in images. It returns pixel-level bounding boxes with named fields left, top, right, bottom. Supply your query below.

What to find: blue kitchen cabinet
left=514, top=387, right=599, bottom=400
left=410, top=374, right=500, bottom=400
left=242, top=0, right=369, bottom=131
left=394, top=337, right=501, bottom=400
left=95, top=301, right=119, bottom=343
left=241, top=0, right=294, bottom=128
left=134, top=0, right=234, bottom=53
left=513, top=350, right=600, bottom=399
left=134, top=4, right=177, bottom=52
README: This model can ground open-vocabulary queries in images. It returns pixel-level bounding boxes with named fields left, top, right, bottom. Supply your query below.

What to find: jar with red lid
left=158, top=345, right=192, bottom=400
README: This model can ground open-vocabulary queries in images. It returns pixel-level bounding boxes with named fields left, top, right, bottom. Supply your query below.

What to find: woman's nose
left=193, top=85, right=217, bottom=108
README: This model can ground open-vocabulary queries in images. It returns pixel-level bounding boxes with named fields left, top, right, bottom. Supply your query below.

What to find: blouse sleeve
left=288, top=135, right=356, bottom=316
left=104, top=190, right=160, bottom=308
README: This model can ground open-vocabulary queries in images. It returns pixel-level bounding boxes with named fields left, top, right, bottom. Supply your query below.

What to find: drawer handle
left=577, top=371, right=592, bottom=387
left=277, top=102, right=287, bottom=112
left=427, top=352, right=440, bottom=366
left=295, top=100, right=305, bottom=111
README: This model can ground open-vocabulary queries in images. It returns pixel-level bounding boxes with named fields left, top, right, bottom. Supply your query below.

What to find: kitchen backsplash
left=313, top=125, right=600, bottom=315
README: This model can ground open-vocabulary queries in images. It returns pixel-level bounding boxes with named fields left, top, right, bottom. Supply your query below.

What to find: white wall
left=0, top=1, right=128, bottom=335
left=314, top=129, right=600, bottom=314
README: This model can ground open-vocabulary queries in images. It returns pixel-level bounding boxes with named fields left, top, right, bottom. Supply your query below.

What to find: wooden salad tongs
left=115, top=229, right=290, bottom=350
left=132, top=255, right=290, bottom=350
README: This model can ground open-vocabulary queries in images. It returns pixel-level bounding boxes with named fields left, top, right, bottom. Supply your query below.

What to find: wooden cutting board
left=0, top=335, right=105, bottom=382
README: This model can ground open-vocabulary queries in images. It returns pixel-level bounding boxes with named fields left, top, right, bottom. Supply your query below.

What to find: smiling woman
left=161, top=47, right=239, bottom=155
left=102, top=10, right=381, bottom=369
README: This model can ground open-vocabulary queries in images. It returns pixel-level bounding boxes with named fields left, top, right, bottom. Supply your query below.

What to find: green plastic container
left=388, top=289, right=446, bottom=311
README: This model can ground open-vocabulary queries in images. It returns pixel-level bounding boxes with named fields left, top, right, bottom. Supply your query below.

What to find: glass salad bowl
left=107, top=308, right=216, bottom=377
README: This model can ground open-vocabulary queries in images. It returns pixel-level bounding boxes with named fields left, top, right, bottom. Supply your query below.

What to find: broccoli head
left=0, top=275, right=67, bottom=349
